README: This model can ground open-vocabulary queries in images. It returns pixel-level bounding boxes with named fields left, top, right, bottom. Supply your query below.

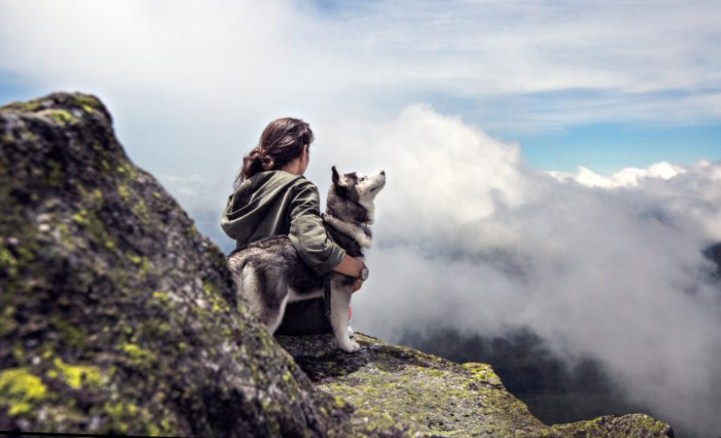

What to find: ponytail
left=232, top=118, right=314, bottom=188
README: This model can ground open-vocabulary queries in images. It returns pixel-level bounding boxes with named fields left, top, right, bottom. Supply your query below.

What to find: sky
left=1, top=1, right=720, bottom=436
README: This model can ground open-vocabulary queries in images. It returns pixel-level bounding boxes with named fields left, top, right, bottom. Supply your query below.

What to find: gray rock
left=0, top=93, right=351, bottom=437
left=278, top=333, right=674, bottom=437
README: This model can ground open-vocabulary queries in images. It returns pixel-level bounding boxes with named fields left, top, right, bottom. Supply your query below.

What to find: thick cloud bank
left=322, top=106, right=721, bottom=437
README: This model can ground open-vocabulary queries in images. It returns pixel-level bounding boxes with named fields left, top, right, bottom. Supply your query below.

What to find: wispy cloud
left=1, top=0, right=719, bottom=128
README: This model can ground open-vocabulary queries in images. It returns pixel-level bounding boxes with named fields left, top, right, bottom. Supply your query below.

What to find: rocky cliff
left=0, top=93, right=674, bottom=437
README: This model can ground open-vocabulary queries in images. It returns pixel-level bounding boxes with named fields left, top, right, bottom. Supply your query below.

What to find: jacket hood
left=220, top=171, right=303, bottom=243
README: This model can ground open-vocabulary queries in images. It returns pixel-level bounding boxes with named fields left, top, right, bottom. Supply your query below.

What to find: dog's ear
left=331, top=165, right=349, bottom=196
left=332, top=166, right=343, bottom=186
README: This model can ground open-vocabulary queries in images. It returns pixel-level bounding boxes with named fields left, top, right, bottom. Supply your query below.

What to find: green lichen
left=0, top=99, right=44, bottom=113
left=103, top=401, right=172, bottom=436
left=131, top=198, right=150, bottom=223
left=49, top=358, right=105, bottom=390
left=139, top=257, right=151, bottom=277
left=462, top=362, right=504, bottom=387
left=545, top=413, right=673, bottom=437
left=177, top=341, right=188, bottom=354
left=116, top=183, right=151, bottom=224
left=152, top=290, right=170, bottom=305
left=90, top=188, right=104, bottom=208
left=76, top=185, right=104, bottom=210
left=72, top=208, right=116, bottom=252
left=635, top=414, right=671, bottom=434
left=127, top=252, right=151, bottom=277
left=103, top=401, right=136, bottom=434
left=118, top=184, right=130, bottom=201
left=116, top=163, right=137, bottom=180
left=11, top=343, right=26, bottom=365
left=0, top=237, right=35, bottom=280
left=202, top=280, right=226, bottom=313
left=120, top=343, right=157, bottom=367
left=127, top=252, right=142, bottom=265
left=280, top=334, right=544, bottom=436
left=72, top=208, right=90, bottom=226
left=0, top=241, right=19, bottom=278
left=69, top=94, right=101, bottom=114
left=0, top=305, right=17, bottom=337
left=0, top=368, right=48, bottom=416
left=54, top=222, right=74, bottom=248
left=42, top=109, right=77, bottom=125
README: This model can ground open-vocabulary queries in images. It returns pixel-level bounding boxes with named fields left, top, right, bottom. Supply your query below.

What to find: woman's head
left=236, top=117, right=314, bottom=186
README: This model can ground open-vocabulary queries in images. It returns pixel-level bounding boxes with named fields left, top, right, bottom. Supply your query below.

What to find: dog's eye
left=359, top=177, right=366, bottom=182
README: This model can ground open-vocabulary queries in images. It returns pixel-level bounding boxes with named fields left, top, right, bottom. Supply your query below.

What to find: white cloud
left=333, top=107, right=721, bottom=437
left=1, top=0, right=720, bottom=130
left=548, top=161, right=687, bottom=188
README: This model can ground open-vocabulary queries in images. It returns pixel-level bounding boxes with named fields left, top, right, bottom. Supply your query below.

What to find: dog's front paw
left=339, top=339, right=361, bottom=353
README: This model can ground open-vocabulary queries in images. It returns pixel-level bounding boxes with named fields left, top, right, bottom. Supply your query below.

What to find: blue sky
left=1, top=0, right=719, bottom=178
left=512, top=122, right=721, bottom=174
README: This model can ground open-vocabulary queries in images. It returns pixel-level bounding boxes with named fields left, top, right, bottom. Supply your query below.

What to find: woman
left=220, top=117, right=365, bottom=335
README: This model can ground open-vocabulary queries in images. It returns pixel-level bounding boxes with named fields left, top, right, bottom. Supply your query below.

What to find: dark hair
left=234, top=117, right=314, bottom=187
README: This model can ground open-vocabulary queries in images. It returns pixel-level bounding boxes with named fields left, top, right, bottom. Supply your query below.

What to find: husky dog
left=227, top=167, right=386, bottom=353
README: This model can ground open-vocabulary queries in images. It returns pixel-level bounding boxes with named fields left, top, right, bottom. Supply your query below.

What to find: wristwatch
left=359, top=264, right=369, bottom=281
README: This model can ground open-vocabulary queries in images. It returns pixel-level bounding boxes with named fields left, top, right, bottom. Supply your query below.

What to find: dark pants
left=274, top=298, right=333, bottom=336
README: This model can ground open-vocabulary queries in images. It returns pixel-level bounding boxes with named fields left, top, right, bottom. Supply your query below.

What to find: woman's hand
left=334, top=255, right=366, bottom=293
left=334, top=255, right=365, bottom=277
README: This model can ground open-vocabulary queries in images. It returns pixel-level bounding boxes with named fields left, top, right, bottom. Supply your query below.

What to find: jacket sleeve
left=287, top=180, right=346, bottom=276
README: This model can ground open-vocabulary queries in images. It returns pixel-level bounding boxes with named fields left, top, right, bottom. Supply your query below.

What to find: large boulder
left=0, top=92, right=351, bottom=436
left=278, top=333, right=674, bottom=437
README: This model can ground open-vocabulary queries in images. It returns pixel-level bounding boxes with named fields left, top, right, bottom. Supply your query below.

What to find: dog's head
left=327, top=166, right=386, bottom=224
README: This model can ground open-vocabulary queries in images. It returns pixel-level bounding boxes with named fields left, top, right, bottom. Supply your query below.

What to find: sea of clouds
left=307, top=106, right=721, bottom=437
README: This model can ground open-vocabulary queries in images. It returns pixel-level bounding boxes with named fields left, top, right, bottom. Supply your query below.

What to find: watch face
left=360, top=266, right=369, bottom=281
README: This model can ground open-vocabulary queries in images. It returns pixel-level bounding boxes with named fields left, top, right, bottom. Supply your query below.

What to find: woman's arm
left=288, top=180, right=366, bottom=292
left=288, top=181, right=346, bottom=275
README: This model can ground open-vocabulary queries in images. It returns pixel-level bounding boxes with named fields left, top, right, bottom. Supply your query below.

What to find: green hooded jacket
left=220, top=170, right=346, bottom=277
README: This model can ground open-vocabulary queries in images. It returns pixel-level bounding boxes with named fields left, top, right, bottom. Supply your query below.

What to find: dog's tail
left=227, top=252, right=288, bottom=332
left=228, top=251, right=252, bottom=294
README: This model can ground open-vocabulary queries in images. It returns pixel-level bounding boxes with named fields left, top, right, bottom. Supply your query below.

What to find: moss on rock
left=278, top=333, right=674, bottom=437
left=0, top=368, right=48, bottom=416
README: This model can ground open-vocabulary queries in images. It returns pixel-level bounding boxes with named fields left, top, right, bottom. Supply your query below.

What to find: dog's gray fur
left=227, top=167, right=385, bottom=353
